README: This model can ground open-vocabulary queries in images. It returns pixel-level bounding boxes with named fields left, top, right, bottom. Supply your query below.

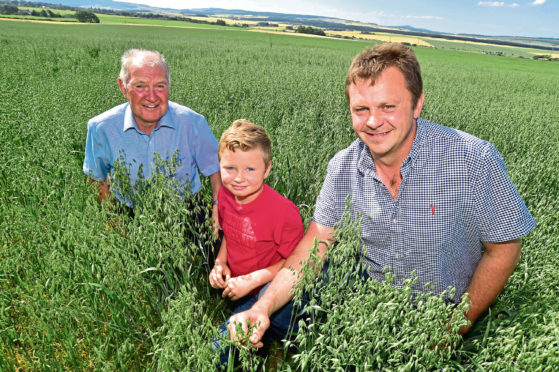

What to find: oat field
left=1, top=19, right=557, bottom=370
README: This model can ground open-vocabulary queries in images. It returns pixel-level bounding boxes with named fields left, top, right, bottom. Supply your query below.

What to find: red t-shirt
left=218, top=184, right=304, bottom=295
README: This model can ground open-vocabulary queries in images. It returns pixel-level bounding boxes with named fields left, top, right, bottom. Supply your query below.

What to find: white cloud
left=511, top=2, right=519, bottom=6
left=478, top=1, right=505, bottom=6
left=531, top=0, right=546, bottom=5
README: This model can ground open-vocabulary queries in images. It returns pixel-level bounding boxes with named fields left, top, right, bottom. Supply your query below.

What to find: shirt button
left=395, top=253, right=400, bottom=259
left=392, top=219, right=398, bottom=224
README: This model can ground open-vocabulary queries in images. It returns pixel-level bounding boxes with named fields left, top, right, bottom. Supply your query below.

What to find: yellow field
left=186, top=15, right=259, bottom=25
left=340, top=20, right=395, bottom=32
left=186, top=15, right=292, bottom=29
left=424, top=36, right=502, bottom=47
left=325, top=30, right=433, bottom=47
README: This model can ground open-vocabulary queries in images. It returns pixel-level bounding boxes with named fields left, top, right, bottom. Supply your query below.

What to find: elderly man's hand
left=228, top=307, right=270, bottom=349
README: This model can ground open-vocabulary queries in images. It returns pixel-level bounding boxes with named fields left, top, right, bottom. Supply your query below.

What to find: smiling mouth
left=366, top=130, right=390, bottom=137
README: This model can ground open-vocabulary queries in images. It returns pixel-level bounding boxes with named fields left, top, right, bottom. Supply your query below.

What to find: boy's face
left=220, top=147, right=271, bottom=204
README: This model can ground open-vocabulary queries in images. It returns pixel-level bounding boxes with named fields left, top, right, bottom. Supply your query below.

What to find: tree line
left=0, top=3, right=99, bottom=23
left=295, top=25, right=326, bottom=36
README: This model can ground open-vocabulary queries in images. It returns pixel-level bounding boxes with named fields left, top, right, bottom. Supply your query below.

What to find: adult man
left=83, top=49, right=221, bottom=226
left=229, top=43, right=536, bottom=347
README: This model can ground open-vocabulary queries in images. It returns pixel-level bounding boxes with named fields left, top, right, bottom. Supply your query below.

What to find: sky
left=116, top=0, right=558, bottom=38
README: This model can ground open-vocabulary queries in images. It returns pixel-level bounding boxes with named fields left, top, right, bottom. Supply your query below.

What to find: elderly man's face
left=119, top=63, right=169, bottom=135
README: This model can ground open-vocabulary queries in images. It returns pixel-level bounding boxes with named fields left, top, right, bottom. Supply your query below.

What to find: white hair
left=119, top=49, right=171, bottom=88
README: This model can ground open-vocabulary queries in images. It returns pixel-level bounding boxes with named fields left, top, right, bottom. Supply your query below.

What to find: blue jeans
left=213, top=282, right=298, bottom=366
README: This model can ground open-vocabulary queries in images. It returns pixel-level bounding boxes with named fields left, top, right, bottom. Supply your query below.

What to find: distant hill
left=10, top=0, right=559, bottom=50
left=393, top=25, right=439, bottom=34
left=36, top=0, right=149, bottom=10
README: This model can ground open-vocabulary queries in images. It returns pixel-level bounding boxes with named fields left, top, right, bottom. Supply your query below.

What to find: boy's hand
left=222, top=275, right=254, bottom=300
left=209, top=260, right=230, bottom=289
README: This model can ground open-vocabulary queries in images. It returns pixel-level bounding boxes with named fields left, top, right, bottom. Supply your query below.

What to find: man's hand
left=209, top=260, right=231, bottom=289
left=89, top=178, right=111, bottom=204
left=228, top=307, right=270, bottom=349
left=222, top=275, right=254, bottom=301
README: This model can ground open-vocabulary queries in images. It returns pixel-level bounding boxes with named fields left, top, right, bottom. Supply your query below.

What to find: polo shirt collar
left=122, top=102, right=176, bottom=133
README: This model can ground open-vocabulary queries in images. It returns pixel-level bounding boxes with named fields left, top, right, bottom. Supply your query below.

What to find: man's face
left=118, top=63, right=169, bottom=135
left=348, top=66, right=424, bottom=165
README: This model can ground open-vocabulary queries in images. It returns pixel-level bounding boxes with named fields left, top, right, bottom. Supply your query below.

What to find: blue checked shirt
left=83, top=101, right=220, bottom=203
left=313, top=118, right=536, bottom=302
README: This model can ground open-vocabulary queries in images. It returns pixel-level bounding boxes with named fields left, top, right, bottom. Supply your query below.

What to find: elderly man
left=228, top=43, right=536, bottom=347
left=83, top=49, right=221, bottom=226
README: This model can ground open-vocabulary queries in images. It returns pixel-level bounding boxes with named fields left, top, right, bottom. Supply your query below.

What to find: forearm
left=89, top=177, right=111, bottom=204
left=214, top=238, right=228, bottom=264
left=208, top=172, right=222, bottom=236
left=209, top=172, right=222, bottom=201
left=241, top=259, right=287, bottom=293
left=250, top=265, right=300, bottom=317
left=462, top=239, right=522, bottom=334
left=252, top=221, right=333, bottom=316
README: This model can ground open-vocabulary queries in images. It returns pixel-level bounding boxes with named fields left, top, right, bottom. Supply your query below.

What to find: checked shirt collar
left=356, top=118, right=426, bottom=186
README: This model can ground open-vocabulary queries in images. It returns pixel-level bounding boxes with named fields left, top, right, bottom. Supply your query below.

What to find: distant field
left=95, top=13, right=236, bottom=29
left=325, top=30, right=434, bottom=47
left=4, top=7, right=556, bottom=58
left=19, top=6, right=74, bottom=15
left=1, top=19, right=557, bottom=371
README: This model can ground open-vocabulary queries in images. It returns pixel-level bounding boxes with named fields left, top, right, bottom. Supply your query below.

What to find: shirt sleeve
left=83, top=120, right=110, bottom=182
left=275, top=204, right=304, bottom=259
left=191, top=115, right=220, bottom=177
left=472, top=143, right=536, bottom=242
left=312, top=155, right=347, bottom=228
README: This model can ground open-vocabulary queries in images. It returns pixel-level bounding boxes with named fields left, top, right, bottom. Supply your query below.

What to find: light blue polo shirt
left=313, top=118, right=536, bottom=302
left=83, top=101, right=219, bottom=203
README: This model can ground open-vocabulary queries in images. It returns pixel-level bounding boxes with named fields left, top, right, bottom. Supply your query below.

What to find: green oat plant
left=152, top=283, right=221, bottom=371
left=228, top=320, right=266, bottom=372
left=111, top=152, right=264, bottom=371
left=288, top=206, right=470, bottom=371
left=110, top=151, right=217, bottom=303
left=97, top=151, right=227, bottom=369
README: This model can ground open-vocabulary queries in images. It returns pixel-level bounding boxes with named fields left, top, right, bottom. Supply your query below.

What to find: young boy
left=210, top=119, right=304, bottom=363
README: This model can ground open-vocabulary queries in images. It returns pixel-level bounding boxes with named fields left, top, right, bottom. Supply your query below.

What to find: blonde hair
left=218, top=119, right=271, bottom=167
left=345, top=43, right=422, bottom=108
